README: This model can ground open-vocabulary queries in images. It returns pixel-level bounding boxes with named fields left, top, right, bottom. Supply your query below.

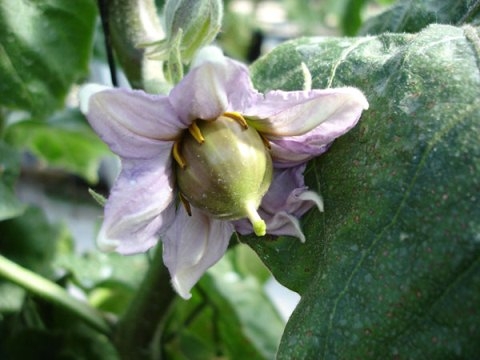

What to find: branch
left=0, top=254, right=111, bottom=335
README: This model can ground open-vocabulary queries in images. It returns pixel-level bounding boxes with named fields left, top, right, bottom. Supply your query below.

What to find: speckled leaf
left=0, top=0, right=96, bottom=115
left=247, top=24, right=480, bottom=358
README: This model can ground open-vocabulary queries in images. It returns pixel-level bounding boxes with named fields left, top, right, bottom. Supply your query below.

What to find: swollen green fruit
left=175, top=114, right=272, bottom=235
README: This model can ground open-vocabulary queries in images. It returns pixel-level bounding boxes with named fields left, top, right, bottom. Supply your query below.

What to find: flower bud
left=164, top=0, right=223, bottom=61
left=175, top=115, right=272, bottom=235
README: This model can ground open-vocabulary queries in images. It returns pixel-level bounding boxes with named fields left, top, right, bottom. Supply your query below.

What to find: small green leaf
left=0, top=282, right=25, bottom=313
left=204, top=246, right=284, bottom=359
left=88, top=188, right=107, bottom=207
left=0, top=141, right=25, bottom=221
left=5, top=109, right=110, bottom=184
left=163, top=245, right=284, bottom=359
left=0, top=0, right=97, bottom=115
left=341, top=0, right=367, bottom=35
left=88, top=281, right=135, bottom=316
left=0, top=207, right=60, bottom=277
left=54, top=251, right=148, bottom=292
left=249, top=24, right=480, bottom=358
left=360, top=0, right=480, bottom=35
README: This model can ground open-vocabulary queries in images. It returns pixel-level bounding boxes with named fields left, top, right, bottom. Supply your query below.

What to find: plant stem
left=457, top=0, right=480, bottom=25
left=0, top=254, right=111, bottom=335
left=113, top=244, right=176, bottom=360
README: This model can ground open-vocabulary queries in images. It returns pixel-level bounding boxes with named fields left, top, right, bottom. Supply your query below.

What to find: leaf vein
left=326, top=37, right=372, bottom=88
left=323, top=102, right=467, bottom=357
left=381, top=253, right=480, bottom=352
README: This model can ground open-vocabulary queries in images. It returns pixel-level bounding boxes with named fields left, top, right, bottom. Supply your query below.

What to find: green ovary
left=175, top=114, right=273, bottom=236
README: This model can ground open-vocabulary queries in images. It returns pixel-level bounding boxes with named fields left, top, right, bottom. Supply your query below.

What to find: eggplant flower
left=80, top=48, right=368, bottom=299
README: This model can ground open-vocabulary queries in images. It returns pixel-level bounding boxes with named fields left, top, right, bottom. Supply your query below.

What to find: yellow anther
left=179, top=193, right=192, bottom=216
left=188, top=121, right=205, bottom=144
left=223, top=111, right=248, bottom=129
left=173, top=140, right=186, bottom=169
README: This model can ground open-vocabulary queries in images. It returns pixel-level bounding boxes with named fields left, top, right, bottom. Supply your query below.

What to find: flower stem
left=113, top=244, right=176, bottom=359
left=107, top=0, right=169, bottom=93
left=0, top=254, right=111, bottom=335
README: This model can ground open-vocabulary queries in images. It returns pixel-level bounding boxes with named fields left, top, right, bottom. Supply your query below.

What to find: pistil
left=244, top=200, right=266, bottom=236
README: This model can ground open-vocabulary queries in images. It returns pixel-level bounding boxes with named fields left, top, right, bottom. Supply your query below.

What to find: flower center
left=173, top=112, right=273, bottom=236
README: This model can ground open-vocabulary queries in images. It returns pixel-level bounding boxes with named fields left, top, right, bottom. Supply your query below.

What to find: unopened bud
left=164, top=0, right=223, bottom=61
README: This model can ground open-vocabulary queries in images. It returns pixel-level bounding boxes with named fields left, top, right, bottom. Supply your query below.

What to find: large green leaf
left=248, top=24, right=480, bottom=358
left=0, top=0, right=97, bottom=115
left=360, top=0, right=480, bottom=35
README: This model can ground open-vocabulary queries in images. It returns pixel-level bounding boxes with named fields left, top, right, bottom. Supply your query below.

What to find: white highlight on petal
left=171, top=275, right=194, bottom=300
left=191, top=45, right=224, bottom=68
left=96, top=224, right=120, bottom=252
left=79, top=83, right=111, bottom=114
left=298, top=190, right=324, bottom=212
left=276, top=212, right=306, bottom=243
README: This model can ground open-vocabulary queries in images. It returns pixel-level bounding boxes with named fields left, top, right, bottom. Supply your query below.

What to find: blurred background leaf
left=360, top=0, right=480, bottom=35
left=54, top=248, right=148, bottom=317
left=0, top=207, right=62, bottom=278
left=4, top=109, right=110, bottom=184
left=0, top=141, right=25, bottom=221
left=162, top=244, right=284, bottom=360
left=0, top=0, right=97, bottom=116
left=248, top=23, right=480, bottom=358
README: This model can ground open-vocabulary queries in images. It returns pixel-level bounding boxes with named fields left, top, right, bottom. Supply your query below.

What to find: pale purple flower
left=80, top=49, right=368, bottom=299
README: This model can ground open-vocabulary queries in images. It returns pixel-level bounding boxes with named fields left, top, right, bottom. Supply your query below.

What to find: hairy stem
left=113, top=244, right=176, bottom=360
left=457, top=0, right=480, bottom=25
left=0, top=254, right=111, bottom=335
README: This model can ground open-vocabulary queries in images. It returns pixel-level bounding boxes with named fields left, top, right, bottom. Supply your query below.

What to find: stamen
left=245, top=200, right=266, bottom=236
left=179, top=193, right=192, bottom=216
left=173, top=140, right=186, bottom=169
left=259, top=133, right=271, bottom=149
left=223, top=111, right=248, bottom=129
left=188, top=121, right=205, bottom=143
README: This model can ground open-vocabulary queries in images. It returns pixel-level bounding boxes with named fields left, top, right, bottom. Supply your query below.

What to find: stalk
left=0, top=254, right=111, bottom=335
left=113, top=245, right=176, bottom=359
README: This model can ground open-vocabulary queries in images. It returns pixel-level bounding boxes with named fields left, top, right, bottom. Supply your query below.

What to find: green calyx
left=175, top=114, right=272, bottom=236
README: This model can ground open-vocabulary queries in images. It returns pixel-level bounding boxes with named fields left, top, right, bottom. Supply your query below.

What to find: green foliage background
left=0, top=0, right=479, bottom=358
